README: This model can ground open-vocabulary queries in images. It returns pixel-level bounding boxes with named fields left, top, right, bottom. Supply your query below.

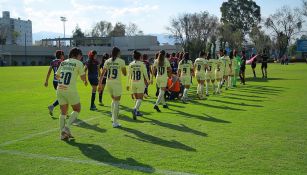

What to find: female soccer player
left=239, top=50, right=247, bottom=85
left=232, top=50, right=241, bottom=87
left=228, top=50, right=234, bottom=88
left=152, top=50, right=171, bottom=112
left=261, top=49, right=269, bottom=78
left=142, top=54, right=152, bottom=97
left=178, top=52, right=194, bottom=102
left=127, top=50, right=149, bottom=120
left=194, top=51, right=207, bottom=99
left=215, top=55, right=224, bottom=94
left=56, top=47, right=88, bottom=140
left=84, top=50, right=100, bottom=111
left=44, top=50, right=65, bottom=116
left=98, top=47, right=127, bottom=128
left=205, top=53, right=216, bottom=96
left=98, top=53, right=109, bottom=106
left=251, top=53, right=257, bottom=78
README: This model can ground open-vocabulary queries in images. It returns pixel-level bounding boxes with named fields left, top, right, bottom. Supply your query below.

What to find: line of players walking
left=44, top=47, right=269, bottom=140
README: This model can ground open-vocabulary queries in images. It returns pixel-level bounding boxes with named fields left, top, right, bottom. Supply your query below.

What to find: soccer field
left=0, top=63, right=306, bottom=175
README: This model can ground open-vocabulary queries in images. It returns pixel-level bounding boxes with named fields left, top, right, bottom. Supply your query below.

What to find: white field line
left=0, top=149, right=197, bottom=175
left=0, top=116, right=100, bottom=147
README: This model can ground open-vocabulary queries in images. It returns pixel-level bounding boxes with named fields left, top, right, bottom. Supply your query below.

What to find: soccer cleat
left=64, top=127, right=74, bottom=139
left=99, top=102, right=104, bottom=106
left=136, top=111, right=143, bottom=117
left=206, top=93, right=209, bottom=97
left=154, top=105, right=161, bottom=112
left=163, top=104, right=169, bottom=109
left=90, top=104, right=98, bottom=111
left=132, top=109, right=137, bottom=120
left=48, top=105, right=54, bottom=116
left=112, top=122, right=121, bottom=128
left=60, top=131, right=69, bottom=140
left=181, top=98, right=187, bottom=104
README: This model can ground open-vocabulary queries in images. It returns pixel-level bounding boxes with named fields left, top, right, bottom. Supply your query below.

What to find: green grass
left=0, top=63, right=306, bottom=175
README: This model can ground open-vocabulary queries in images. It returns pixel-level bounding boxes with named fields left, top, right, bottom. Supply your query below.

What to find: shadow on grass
left=190, top=99, right=246, bottom=111
left=75, top=119, right=107, bottom=133
left=120, top=127, right=196, bottom=152
left=210, top=99, right=264, bottom=108
left=245, top=77, right=298, bottom=82
left=221, top=95, right=264, bottom=102
left=165, top=110, right=231, bottom=124
left=142, top=116, right=207, bottom=137
left=66, top=140, right=155, bottom=173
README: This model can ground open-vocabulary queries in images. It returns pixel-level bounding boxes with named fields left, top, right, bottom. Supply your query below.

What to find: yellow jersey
left=153, top=58, right=170, bottom=78
left=194, top=58, right=207, bottom=75
left=104, top=57, right=126, bottom=84
left=56, top=58, right=85, bottom=92
left=178, top=60, right=193, bottom=77
left=127, top=60, right=149, bottom=86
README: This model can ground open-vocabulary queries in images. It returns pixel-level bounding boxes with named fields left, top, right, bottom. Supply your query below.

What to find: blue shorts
left=88, top=76, right=98, bottom=86
left=53, top=81, right=58, bottom=90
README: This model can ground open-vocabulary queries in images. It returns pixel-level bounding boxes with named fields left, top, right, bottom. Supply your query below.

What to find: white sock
left=183, top=88, right=189, bottom=98
left=135, top=99, right=142, bottom=111
left=213, top=83, right=216, bottom=92
left=197, top=84, right=200, bottom=95
left=67, top=111, right=78, bottom=128
left=60, top=115, right=66, bottom=132
left=111, top=101, right=115, bottom=114
left=217, top=81, right=221, bottom=92
left=200, top=84, right=204, bottom=96
left=112, top=101, right=119, bottom=123
left=206, top=83, right=209, bottom=94
left=155, top=89, right=165, bottom=106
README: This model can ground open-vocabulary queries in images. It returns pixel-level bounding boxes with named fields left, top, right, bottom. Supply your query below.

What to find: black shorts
left=101, top=77, right=107, bottom=85
left=261, top=63, right=268, bottom=69
left=53, top=81, right=58, bottom=90
left=251, top=63, right=256, bottom=69
left=240, top=67, right=246, bottom=73
left=88, top=76, right=99, bottom=86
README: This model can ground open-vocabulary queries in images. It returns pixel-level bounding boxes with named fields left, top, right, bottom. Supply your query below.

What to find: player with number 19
left=127, top=50, right=149, bottom=120
left=98, top=47, right=127, bottom=128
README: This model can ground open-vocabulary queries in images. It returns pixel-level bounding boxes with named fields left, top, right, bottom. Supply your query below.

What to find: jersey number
left=183, top=68, right=187, bottom=74
left=197, top=65, right=201, bottom=71
left=108, top=69, right=118, bottom=79
left=59, top=72, right=72, bottom=85
left=133, top=70, right=141, bottom=80
left=158, top=67, right=165, bottom=75
left=207, top=66, right=212, bottom=71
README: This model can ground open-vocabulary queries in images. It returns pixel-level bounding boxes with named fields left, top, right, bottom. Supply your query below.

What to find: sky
left=0, top=0, right=304, bottom=36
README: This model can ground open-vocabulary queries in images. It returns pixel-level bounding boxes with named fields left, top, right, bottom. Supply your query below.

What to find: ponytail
left=158, top=50, right=166, bottom=67
left=111, top=47, right=120, bottom=61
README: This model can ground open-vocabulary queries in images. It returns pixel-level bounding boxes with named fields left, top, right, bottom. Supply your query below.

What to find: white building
left=0, top=11, right=32, bottom=46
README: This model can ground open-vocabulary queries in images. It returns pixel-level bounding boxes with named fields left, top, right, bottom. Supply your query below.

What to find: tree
left=109, top=22, right=126, bottom=37
left=265, top=6, right=304, bottom=58
left=0, top=24, right=8, bottom=45
left=126, top=23, right=143, bottom=36
left=220, top=0, right=261, bottom=34
left=167, top=11, right=219, bottom=58
left=218, top=23, right=244, bottom=50
left=91, top=21, right=113, bottom=37
left=249, top=26, right=272, bottom=53
left=72, top=25, right=85, bottom=46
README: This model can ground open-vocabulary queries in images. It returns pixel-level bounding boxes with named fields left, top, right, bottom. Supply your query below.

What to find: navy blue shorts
left=88, top=76, right=99, bottom=86
left=53, top=81, right=58, bottom=90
